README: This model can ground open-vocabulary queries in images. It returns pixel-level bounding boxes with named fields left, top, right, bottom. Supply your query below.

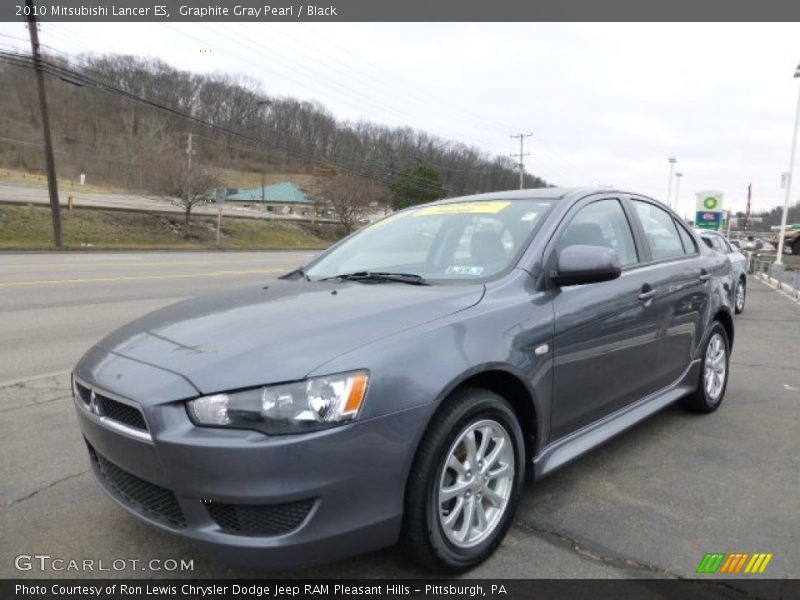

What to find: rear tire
left=734, top=278, right=746, bottom=314
left=679, top=321, right=730, bottom=413
left=401, top=387, right=525, bottom=572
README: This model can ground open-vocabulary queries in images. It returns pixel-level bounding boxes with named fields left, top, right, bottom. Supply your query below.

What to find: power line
left=31, top=22, right=578, bottom=184
left=0, top=51, right=469, bottom=198
left=6, top=29, right=552, bottom=191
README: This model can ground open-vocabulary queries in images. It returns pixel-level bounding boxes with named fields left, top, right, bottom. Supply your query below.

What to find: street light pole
left=775, top=62, right=800, bottom=266
left=674, top=172, right=683, bottom=214
left=666, top=157, right=677, bottom=209
left=257, top=99, right=273, bottom=208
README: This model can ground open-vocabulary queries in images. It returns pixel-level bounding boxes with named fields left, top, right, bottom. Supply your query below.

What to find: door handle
left=699, top=269, right=711, bottom=282
left=638, top=288, right=658, bottom=302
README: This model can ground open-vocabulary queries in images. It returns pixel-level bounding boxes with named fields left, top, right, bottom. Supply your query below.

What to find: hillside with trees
left=0, top=53, right=549, bottom=215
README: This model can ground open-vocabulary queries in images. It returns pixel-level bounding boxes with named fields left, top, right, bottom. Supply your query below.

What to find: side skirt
left=532, top=358, right=702, bottom=479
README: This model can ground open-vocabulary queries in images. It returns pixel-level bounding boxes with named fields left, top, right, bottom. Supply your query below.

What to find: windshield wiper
left=318, top=271, right=429, bottom=285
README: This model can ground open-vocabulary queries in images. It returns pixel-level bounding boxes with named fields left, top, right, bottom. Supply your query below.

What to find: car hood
left=92, top=279, right=484, bottom=395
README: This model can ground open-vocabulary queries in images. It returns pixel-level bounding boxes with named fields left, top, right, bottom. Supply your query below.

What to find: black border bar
left=3, top=0, right=800, bottom=22
left=3, top=579, right=798, bottom=600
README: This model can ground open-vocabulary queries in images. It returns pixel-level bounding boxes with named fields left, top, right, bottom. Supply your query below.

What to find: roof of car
left=694, top=228, right=724, bottom=237
left=428, top=186, right=658, bottom=204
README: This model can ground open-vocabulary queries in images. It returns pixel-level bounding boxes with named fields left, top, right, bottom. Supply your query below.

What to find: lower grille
left=207, top=499, right=315, bottom=536
left=88, top=445, right=186, bottom=528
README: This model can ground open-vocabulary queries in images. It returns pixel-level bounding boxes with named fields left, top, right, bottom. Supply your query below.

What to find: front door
left=548, top=197, right=663, bottom=439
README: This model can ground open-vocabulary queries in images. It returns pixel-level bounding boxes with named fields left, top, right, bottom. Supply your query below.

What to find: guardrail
left=750, top=254, right=800, bottom=299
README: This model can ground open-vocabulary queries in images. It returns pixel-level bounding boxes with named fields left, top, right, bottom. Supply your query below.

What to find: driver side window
left=557, top=199, right=639, bottom=267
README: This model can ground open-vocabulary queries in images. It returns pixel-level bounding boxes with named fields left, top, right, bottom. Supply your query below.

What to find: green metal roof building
left=226, top=182, right=312, bottom=205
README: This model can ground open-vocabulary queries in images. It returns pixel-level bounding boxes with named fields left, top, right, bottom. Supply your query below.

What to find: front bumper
left=72, top=368, right=429, bottom=568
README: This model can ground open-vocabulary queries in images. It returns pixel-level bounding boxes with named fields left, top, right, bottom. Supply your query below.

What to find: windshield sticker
left=415, top=201, right=510, bottom=216
left=445, top=265, right=485, bottom=276
left=520, top=212, right=539, bottom=221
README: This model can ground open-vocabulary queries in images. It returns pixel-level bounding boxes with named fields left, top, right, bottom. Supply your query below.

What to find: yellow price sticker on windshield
left=414, top=201, right=510, bottom=216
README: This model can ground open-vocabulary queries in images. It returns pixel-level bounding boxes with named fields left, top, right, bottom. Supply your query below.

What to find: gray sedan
left=73, top=187, right=734, bottom=571
left=695, top=228, right=747, bottom=314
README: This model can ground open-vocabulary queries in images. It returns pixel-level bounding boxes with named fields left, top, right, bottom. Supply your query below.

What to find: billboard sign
left=696, top=211, right=722, bottom=230
left=695, top=191, right=723, bottom=230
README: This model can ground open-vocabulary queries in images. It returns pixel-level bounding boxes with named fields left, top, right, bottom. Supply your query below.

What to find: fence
left=750, top=254, right=800, bottom=299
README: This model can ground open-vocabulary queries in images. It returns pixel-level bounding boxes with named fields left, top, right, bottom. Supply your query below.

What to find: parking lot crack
left=511, top=519, right=770, bottom=599
left=730, top=360, right=798, bottom=372
left=512, top=518, right=674, bottom=576
left=7, top=470, right=89, bottom=505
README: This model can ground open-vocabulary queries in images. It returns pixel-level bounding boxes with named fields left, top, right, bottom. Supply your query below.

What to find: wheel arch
left=714, top=308, right=734, bottom=350
left=431, top=364, right=543, bottom=466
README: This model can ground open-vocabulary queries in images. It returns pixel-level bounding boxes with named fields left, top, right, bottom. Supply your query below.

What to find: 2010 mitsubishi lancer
left=72, top=187, right=734, bottom=571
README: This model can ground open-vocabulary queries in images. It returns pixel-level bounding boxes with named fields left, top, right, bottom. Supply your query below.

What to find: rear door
left=548, top=196, right=663, bottom=439
left=627, top=197, right=709, bottom=390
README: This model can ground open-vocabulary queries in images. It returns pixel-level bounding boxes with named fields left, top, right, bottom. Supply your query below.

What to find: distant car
left=696, top=229, right=747, bottom=314
left=770, top=226, right=800, bottom=255
left=73, top=188, right=735, bottom=572
left=740, top=236, right=764, bottom=252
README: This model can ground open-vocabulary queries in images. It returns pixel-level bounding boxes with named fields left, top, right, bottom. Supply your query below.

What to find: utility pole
left=510, top=132, right=533, bottom=190
left=185, top=133, right=195, bottom=171
left=26, top=0, right=63, bottom=248
left=674, top=172, right=683, bottom=214
left=666, top=157, right=677, bottom=209
left=776, top=62, right=800, bottom=266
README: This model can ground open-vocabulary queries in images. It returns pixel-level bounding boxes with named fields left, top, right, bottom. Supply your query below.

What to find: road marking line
left=0, top=268, right=284, bottom=287
left=754, top=274, right=800, bottom=305
left=0, top=257, right=314, bottom=270
left=0, top=369, right=71, bottom=388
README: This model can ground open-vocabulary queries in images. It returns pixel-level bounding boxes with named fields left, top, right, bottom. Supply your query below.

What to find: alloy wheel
left=437, top=419, right=515, bottom=548
left=736, top=283, right=745, bottom=312
left=704, top=332, right=727, bottom=403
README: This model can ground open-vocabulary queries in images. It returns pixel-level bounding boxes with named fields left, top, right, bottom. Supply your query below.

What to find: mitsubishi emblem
left=89, top=390, right=100, bottom=415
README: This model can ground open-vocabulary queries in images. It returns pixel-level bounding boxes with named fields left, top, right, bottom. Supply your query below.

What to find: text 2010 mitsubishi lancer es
left=73, top=187, right=734, bottom=571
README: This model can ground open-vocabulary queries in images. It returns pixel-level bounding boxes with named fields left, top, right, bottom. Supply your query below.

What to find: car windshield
left=305, top=199, right=556, bottom=283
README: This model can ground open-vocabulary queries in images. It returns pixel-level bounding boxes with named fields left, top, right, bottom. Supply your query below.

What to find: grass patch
left=0, top=167, right=119, bottom=194
left=0, top=204, right=339, bottom=250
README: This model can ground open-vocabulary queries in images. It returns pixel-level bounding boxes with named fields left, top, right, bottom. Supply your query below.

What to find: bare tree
left=319, top=175, right=387, bottom=234
left=148, top=157, right=222, bottom=237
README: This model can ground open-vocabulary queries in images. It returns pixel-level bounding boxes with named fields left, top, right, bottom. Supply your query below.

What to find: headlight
left=186, top=370, right=369, bottom=435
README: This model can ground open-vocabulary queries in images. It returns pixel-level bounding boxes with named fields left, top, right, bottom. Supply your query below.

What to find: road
left=0, top=183, right=327, bottom=222
left=0, top=262, right=798, bottom=590
left=0, top=251, right=313, bottom=383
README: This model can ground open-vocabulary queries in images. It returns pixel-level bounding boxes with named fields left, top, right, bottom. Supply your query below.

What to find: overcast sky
left=1, top=21, right=799, bottom=216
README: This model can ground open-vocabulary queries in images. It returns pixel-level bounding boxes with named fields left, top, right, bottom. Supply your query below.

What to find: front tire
left=679, top=321, right=730, bottom=413
left=734, top=278, right=746, bottom=314
left=401, top=388, right=525, bottom=572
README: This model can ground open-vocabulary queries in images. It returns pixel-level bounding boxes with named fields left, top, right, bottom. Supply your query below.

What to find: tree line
left=0, top=53, right=549, bottom=202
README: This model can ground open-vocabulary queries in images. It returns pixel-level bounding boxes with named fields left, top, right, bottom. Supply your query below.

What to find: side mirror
left=553, top=245, right=622, bottom=286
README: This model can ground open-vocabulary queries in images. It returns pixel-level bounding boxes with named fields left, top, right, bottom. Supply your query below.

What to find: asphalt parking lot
left=1, top=255, right=798, bottom=590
